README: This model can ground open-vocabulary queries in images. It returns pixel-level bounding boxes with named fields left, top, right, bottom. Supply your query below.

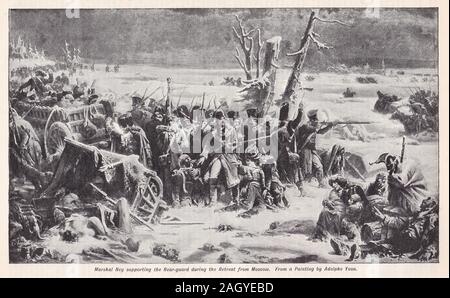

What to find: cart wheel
left=46, top=122, right=74, bottom=155
left=147, top=175, right=163, bottom=201
left=134, top=175, right=164, bottom=222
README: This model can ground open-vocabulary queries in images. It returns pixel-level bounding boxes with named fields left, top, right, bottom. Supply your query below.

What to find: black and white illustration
left=8, top=8, right=439, bottom=264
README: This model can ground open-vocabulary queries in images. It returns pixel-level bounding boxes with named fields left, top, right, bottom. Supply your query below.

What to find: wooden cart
left=13, top=99, right=114, bottom=156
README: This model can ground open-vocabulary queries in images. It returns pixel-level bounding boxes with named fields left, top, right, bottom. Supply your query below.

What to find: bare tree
left=232, top=15, right=256, bottom=80
left=282, top=10, right=351, bottom=103
left=232, top=15, right=282, bottom=115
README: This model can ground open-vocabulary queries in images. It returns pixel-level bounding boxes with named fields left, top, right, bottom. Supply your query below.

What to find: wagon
left=42, top=138, right=165, bottom=228
left=12, top=99, right=114, bottom=156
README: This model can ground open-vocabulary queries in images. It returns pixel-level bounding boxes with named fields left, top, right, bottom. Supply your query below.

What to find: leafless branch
left=232, top=26, right=245, bottom=49
left=286, top=47, right=306, bottom=56
left=246, top=28, right=257, bottom=37
left=271, top=62, right=280, bottom=68
left=232, top=14, right=258, bottom=80
left=313, top=17, right=352, bottom=27
left=234, top=15, right=257, bottom=37
left=309, top=33, right=333, bottom=50
left=234, top=47, right=251, bottom=77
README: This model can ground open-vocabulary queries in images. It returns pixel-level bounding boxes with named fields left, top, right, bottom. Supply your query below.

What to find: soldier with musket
left=296, top=109, right=335, bottom=188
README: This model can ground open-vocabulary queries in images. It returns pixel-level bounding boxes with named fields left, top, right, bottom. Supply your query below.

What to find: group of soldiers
left=9, top=63, right=438, bottom=261
left=310, top=148, right=438, bottom=261
left=9, top=66, right=350, bottom=220
left=112, top=92, right=350, bottom=219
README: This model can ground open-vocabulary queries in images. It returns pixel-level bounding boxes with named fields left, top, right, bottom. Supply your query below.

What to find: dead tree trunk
left=255, top=29, right=263, bottom=79
left=164, top=77, right=172, bottom=122
left=282, top=10, right=350, bottom=106
left=282, top=11, right=316, bottom=103
left=260, top=36, right=281, bottom=115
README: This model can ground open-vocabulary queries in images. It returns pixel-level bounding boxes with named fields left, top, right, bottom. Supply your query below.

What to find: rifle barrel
left=327, top=121, right=375, bottom=125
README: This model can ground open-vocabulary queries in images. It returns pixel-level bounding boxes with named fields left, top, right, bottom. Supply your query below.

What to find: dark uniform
left=276, top=103, right=304, bottom=192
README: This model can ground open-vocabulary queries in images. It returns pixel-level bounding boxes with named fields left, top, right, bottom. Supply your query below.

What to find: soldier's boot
left=281, top=194, right=290, bottom=208
left=231, top=186, right=240, bottom=205
left=295, top=168, right=305, bottom=195
left=208, top=178, right=219, bottom=207
left=296, top=181, right=304, bottom=196
left=171, top=185, right=182, bottom=208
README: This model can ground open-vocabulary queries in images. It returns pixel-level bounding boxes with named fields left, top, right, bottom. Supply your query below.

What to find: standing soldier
left=296, top=109, right=334, bottom=188
left=196, top=109, right=240, bottom=207
left=277, top=102, right=304, bottom=194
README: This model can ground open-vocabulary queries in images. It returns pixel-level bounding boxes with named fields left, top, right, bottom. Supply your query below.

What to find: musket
left=21, top=104, right=36, bottom=119
left=206, top=96, right=215, bottom=110
left=201, top=92, right=206, bottom=110
left=176, top=87, right=186, bottom=108
left=400, top=136, right=406, bottom=163
left=141, top=87, right=148, bottom=101
left=144, top=86, right=161, bottom=102
left=189, top=96, right=196, bottom=111
left=165, top=77, right=172, bottom=120
left=344, top=155, right=366, bottom=181
left=320, top=121, right=375, bottom=125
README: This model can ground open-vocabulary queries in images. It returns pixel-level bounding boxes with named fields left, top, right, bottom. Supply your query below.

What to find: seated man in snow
left=237, top=149, right=267, bottom=217
left=360, top=197, right=438, bottom=261
left=346, top=153, right=432, bottom=260
left=218, top=148, right=267, bottom=217
left=359, top=172, right=389, bottom=223
left=261, top=157, right=289, bottom=209
left=371, top=152, right=428, bottom=215
left=311, top=176, right=366, bottom=242
left=170, top=154, right=203, bottom=208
